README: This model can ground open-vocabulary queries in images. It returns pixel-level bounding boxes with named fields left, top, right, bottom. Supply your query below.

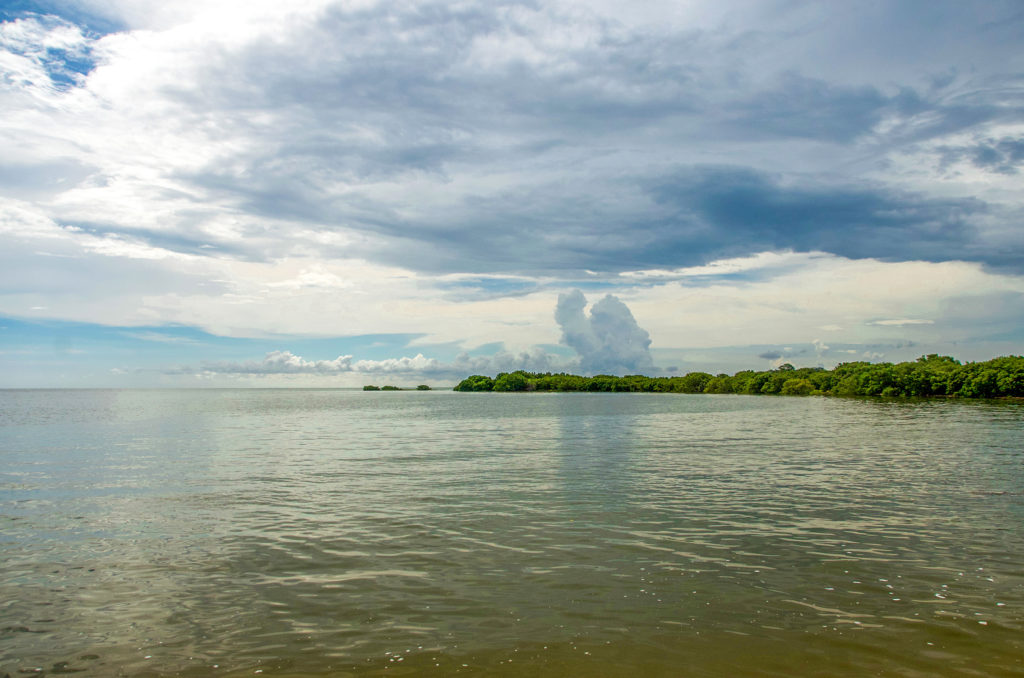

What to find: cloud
left=0, top=14, right=97, bottom=92
left=555, top=290, right=654, bottom=375
left=729, top=73, right=891, bottom=143
left=645, top=165, right=1003, bottom=270
left=175, top=350, right=441, bottom=376
left=171, top=346, right=570, bottom=380
left=198, top=350, right=355, bottom=375
left=625, top=254, right=1024, bottom=352
left=938, top=291, right=1024, bottom=342
left=121, top=330, right=198, bottom=344
left=4, top=1, right=1024, bottom=388
left=4, top=1, right=1023, bottom=283
left=618, top=250, right=817, bottom=281
left=187, top=350, right=467, bottom=376
left=938, top=136, right=1024, bottom=175
left=0, top=3, right=125, bottom=36
left=755, top=344, right=811, bottom=366
left=353, top=354, right=439, bottom=373
left=448, top=348, right=566, bottom=375
left=867, top=319, right=935, bottom=326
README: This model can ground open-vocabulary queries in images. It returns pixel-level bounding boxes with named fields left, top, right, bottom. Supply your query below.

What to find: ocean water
left=1, top=389, right=1022, bottom=677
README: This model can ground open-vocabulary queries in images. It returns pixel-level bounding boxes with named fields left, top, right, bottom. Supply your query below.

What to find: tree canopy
left=453, top=355, right=1024, bottom=399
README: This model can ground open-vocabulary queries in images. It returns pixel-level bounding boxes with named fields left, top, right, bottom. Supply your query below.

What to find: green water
left=1, top=389, right=1022, bottom=676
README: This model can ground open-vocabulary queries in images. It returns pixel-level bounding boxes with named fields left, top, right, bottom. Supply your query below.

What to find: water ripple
left=1, top=390, right=1022, bottom=676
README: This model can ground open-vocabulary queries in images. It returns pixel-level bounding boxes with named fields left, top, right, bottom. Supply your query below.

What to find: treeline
left=364, top=384, right=432, bottom=391
left=453, top=355, right=1024, bottom=398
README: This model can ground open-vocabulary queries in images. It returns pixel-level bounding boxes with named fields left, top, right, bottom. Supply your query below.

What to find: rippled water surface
left=2, top=389, right=1023, bottom=677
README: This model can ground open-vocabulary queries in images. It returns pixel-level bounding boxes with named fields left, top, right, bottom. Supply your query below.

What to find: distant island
left=454, top=355, right=1024, bottom=398
left=363, top=384, right=432, bottom=391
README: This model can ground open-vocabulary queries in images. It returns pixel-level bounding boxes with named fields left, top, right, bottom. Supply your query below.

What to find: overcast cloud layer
left=1, top=0, right=1023, bottom=385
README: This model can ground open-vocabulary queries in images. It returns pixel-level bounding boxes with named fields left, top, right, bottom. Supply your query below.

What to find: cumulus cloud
left=198, top=350, right=355, bottom=375
left=555, top=290, right=653, bottom=375
left=185, top=350, right=478, bottom=376
left=171, top=346, right=570, bottom=379
left=171, top=350, right=432, bottom=376
left=867, top=319, right=934, bottom=327
left=353, top=354, right=440, bottom=373
left=449, top=348, right=564, bottom=375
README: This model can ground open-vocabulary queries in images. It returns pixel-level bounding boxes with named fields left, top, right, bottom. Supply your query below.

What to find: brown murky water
left=2, top=389, right=1022, bottom=676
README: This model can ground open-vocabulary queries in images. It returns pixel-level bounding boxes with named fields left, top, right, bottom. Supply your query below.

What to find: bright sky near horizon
left=1, top=0, right=1023, bottom=386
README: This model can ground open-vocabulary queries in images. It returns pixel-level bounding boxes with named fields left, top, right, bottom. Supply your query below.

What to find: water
left=1, top=389, right=1022, bottom=677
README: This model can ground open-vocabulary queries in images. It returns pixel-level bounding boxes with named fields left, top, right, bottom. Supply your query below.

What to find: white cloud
left=555, top=290, right=653, bottom=375
left=618, top=251, right=820, bottom=279
left=353, top=354, right=439, bottom=373
left=121, top=331, right=197, bottom=344
left=177, top=346, right=570, bottom=381
left=200, top=350, right=354, bottom=374
left=627, top=255, right=1024, bottom=349
left=867, top=318, right=935, bottom=327
left=0, top=15, right=93, bottom=97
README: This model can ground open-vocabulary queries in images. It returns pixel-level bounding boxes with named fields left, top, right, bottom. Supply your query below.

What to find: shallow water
left=1, top=389, right=1022, bottom=677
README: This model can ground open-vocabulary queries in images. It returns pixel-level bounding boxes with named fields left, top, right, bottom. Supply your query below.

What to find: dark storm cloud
left=645, top=166, right=997, bottom=267
left=348, top=165, right=1007, bottom=276
left=8, top=0, right=1024, bottom=276
left=137, top=1, right=1024, bottom=274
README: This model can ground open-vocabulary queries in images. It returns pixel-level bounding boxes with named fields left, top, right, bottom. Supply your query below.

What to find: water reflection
left=1, top=390, right=1022, bottom=676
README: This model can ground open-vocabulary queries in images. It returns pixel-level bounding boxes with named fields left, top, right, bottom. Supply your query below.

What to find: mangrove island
left=454, top=354, right=1024, bottom=398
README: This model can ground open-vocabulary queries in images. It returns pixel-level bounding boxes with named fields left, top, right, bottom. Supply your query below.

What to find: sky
left=1, top=0, right=1023, bottom=387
